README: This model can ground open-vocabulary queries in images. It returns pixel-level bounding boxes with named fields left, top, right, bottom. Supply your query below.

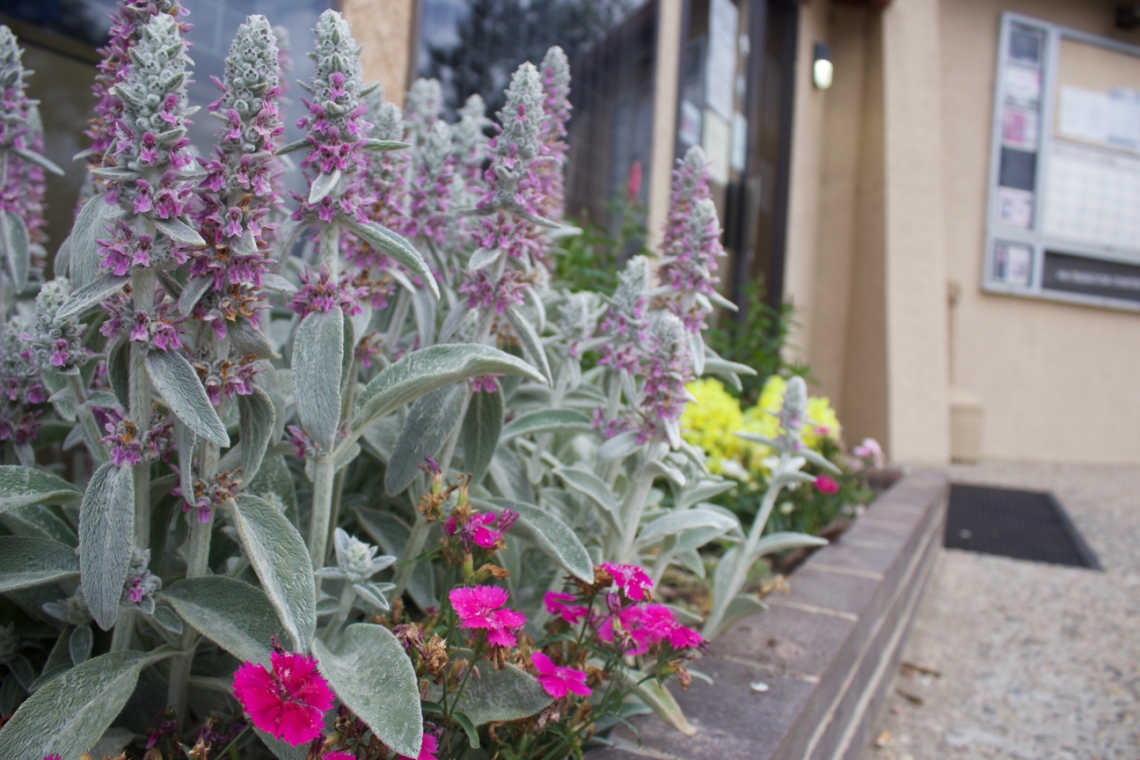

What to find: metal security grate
left=945, top=484, right=1101, bottom=569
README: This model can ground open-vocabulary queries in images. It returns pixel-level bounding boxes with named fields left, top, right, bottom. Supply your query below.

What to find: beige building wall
left=344, top=0, right=418, bottom=108
left=788, top=0, right=1140, bottom=464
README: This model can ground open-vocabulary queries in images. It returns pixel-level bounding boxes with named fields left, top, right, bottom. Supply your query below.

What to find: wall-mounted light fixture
left=813, top=42, right=833, bottom=90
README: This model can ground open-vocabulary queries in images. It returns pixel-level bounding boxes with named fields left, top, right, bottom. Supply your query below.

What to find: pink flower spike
left=600, top=563, right=654, bottom=601
left=397, top=733, right=439, bottom=760
left=233, top=651, right=334, bottom=746
left=532, top=652, right=592, bottom=699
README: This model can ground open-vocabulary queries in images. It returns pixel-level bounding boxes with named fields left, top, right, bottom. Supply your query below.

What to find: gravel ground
left=858, top=462, right=1140, bottom=760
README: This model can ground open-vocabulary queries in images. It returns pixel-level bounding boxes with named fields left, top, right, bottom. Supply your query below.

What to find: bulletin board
left=984, top=13, right=1140, bottom=310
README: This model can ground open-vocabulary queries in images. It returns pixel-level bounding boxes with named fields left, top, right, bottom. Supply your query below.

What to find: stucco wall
left=344, top=0, right=417, bottom=107
left=940, top=0, right=1140, bottom=462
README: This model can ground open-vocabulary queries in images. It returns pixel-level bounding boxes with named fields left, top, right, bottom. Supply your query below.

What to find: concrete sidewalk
left=858, top=462, right=1140, bottom=760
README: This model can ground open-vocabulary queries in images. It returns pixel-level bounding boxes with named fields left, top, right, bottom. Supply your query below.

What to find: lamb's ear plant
left=0, top=7, right=828, bottom=758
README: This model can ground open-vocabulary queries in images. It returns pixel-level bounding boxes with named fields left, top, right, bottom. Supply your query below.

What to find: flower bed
left=591, top=471, right=949, bottom=760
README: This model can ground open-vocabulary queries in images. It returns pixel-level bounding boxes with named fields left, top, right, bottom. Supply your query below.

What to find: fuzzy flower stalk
left=0, top=25, right=62, bottom=297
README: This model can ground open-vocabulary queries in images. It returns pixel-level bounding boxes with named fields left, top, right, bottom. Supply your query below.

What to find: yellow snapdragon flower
left=679, top=378, right=746, bottom=474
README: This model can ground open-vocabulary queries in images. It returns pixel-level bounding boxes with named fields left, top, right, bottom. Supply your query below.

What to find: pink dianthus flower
left=397, top=733, right=439, bottom=760
left=449, top=585, right=526, bottom=647
left=815, top=475, right=839, bottom=494
left=232, top=651, right=335, bottom=746
left=544, top=591, right=588, bottom=625
left=600, top=563, right=653, bottom=601
left=531, top=652, right=592, bottom=699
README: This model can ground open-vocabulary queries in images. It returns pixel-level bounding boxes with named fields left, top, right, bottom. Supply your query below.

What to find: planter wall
left=595, top=470, right=949, bottom=760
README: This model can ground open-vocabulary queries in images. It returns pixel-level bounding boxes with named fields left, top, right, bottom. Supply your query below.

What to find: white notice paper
left=731, top=112, right=748, bottom=173
left=702, top=110, right=731, bottom=185
left=1059, top=86, right=1140, bottom=151
left=705, top=0, right=739, bottom=122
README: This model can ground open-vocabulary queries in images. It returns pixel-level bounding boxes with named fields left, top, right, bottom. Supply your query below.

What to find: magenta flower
left=290, top=265, right=369, bottom=318
left=445, top=511, right=502, bottom=551
left=600, top=563, right=653, bottom=602
left=323, top=753, right=355, bottom=760
left=449, top=585, right=526, bottom=647
left=232, top=651, right=335, bottom=746
left=598, top=603, right=704, bottom=655
left=815, top=475, right=839, bottom=494
left=396, top=733, right=439, bottom=760
left=531, top=652, right=592, bottom=699
left=544, top=592, right=588, bottom=625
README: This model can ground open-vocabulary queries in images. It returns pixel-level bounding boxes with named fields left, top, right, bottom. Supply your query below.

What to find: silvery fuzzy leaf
left=487, top=446, right=533, bottom=505
left=0, top=502, right=77, bottom=546
left=275, top=137, right=310, bottom=155
left=248, top=455, right=298, bottom=525
left=0, top=466, right=82, bottom=513
left=173, top=418, right=196, bottom=510
left=499, top=408, right=592, bottom=441
left=107, top=339, right=130, bottom=410
left=467, top=247, right=501, bottom=271
left=145, top=350, right=230, bottom=447
left=352, top=344, right=544, bottom=438
left=505, top=306, right=552, bottom=385
left=345, top=220, right=438, bottom=299
left=426, top=663, right=550, bottom=726
left=474, top=497, right=593, bottom=582
left=53, top=235, right=72, bottom=279
left=1, top=208, right=29, bottom=291
left=11, top=146, right=64, bottom=176
left=622, top=670, right=696, bottom=737
left=84, top=391, right=119, bottom=409
left=0, top=650, right=152, bottom=760
left=751, top=531, right=828, bottom=563
left=308, top=168, right=341, bottom=204
left=312, top=624, right=422, bottom=758
left=553, top=465, right=617, bottom=516
left=674, top=478, right=736, bottom=511
left=316, top=596, right=341, bottom=615
left=460, top=384, right=501, bottom=486
left=69, top=195, right=117, bottom=289
left=635, top=509, right=738, bottom=549
left=163, top=576, right=287, bottom=666
left=597, top=430, right=641, bottom=462
left=293, top=308, right=344, bottom=452
left=384, top=383, right=466, bottom=495
left=353, top=509, right=437, bottom=610
left=411, top=286, right=436, bottom=348
left=230, top=494, right=316, bottom=652
left=89, top=167, right=139, bottom=181
left=229, top=317, right=280, bottom=360
left=689, top=331, right=705, bottom=377
left=178, top=275, right=213, bottom=316
left=55, top=273, right=128, bottom=321
left=717, top=593, right=769, bottom=633
left=437, top=301, right=471, bottom=343
left=261, top=273, right=297, bottom=294
left=78, top=462, right=134, bottom=631
left=238, top=387, right=276, bottom=481
left=150, top=606, right=183, bottom=634
left=256, top=729, right=312, bottom=760
left=645, top=460, right=686, bottom=487
left=352, top=582, right=392, bottom=611
left=152, top=217, right=206, bottom=247
left=69, top=625, right=93, bottom=665
left=359, top=138, right=411, bottom=152
left=0, top=536, right=80, bottom=593
left=800, top=447, right=842, bottom=475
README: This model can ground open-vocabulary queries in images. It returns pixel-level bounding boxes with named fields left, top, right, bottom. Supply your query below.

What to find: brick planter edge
left=593, top=469, right=949, bottom=760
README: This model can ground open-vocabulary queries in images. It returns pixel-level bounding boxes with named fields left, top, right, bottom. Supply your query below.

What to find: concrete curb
left=593, top=470, right=949, bottom=760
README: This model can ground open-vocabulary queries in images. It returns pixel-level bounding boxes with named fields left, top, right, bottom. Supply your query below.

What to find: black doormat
left=945, top=484, right=1101, bottom=569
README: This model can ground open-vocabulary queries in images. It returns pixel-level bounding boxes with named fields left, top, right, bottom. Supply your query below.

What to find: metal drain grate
left=945, top=484, right=1100, bottom=569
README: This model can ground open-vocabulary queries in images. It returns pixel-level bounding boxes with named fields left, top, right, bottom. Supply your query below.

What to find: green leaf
left=238, top=387, right=276, bottom=481
left=1, top=208, right=29, bottom=291
left=427, top=663, right=550, bottom=726
left=69, top=625, right=93, bottom=665
left=453, top=712, right=480, bottom=748
left=145, top=350, right=230, bottom=446
left=293, top=308, right=344, bottom=452
left=231, top=494, right=316, bottom=652
left=385, top=384, right=466, bottom=495
left=256, top=728, right=312, bottom=760
left=352, top=345, right=544, bottom=437
left=751, top=531, right=828, bottom=562
left=717, top=593, right=769, bottom=633
left=107, top=339, right=130, bottom=410
left=55, top=272, right=129, bottom=322
left=153, top=216, right=206, bottom=247
left=312, top=624, right=422, bottom=758
left=163, top=576, right=287, bottom=666
left=636, top=509, right=738, bottom=548
left=274, top=138, right=309, bottom=156
left=12, top=146, right=64, bottom=176
left=69, top=194, right=116, bottom=288
left=474, top=497, right=593, bottom=582
left=248, top=455, right=298, bottom=525
left=553, top=465, right=617, bottom=516
left=622, top=671, right=696, bottom=736
left=79, top=462, right=135, bottom=630
left=0, top=466, right=82, bottom=513
left=674, top=479, right=736, bottom=511
left=505, top=306, right=552, bottom=385
left=308, top=168, right=341, bottom=204
left=345, top=220, right=439, bottom=299
left=500, top=409, right=592, bottom=440
left=359, top=139, right=411, bottom=152
left=461, top=386, right=502, bottom=485
left=353, top=509, right=436, bottom=610
left=0, top=650, right=150, bottom=760
left=0, top=537, right=79, bottom=593
left=178, top=274, right=213, bottom=316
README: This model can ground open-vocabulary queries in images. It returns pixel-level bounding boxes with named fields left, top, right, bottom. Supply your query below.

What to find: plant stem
left=66, top=373, right=107, bottom=465
left=309, top=453, right=337, bottom=571
left=322, top=579, right=357, bottom=649
left=616, top=458, right=657, bottom=564
left=392, top=513, right=430, bottom=598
